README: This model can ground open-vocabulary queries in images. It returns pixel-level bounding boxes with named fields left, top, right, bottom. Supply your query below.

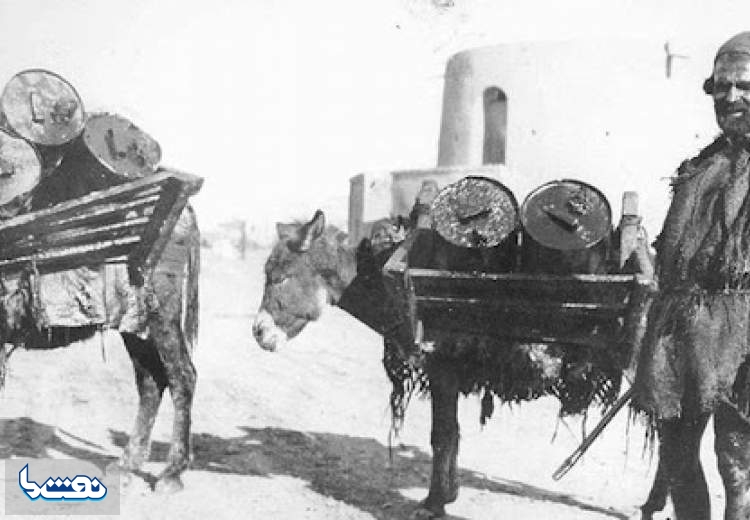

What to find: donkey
left=253, top=209, right=669, bottom=519
left=0, top=206, right=200, bottom=494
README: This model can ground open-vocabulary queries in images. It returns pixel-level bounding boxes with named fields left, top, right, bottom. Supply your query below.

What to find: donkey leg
left=413, top=357, right=460, bottom=519
left=659, top=414, right=711, bottom=520
left=715, top=401, right=750, bottom=520
left=149, top=317, right=196, bottom=493
left=640, top=449, right=670, bottom=520
left=120, top=333, right=167, bottom=473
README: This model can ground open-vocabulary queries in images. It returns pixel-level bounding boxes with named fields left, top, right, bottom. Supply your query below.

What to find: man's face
left=712, top=52, right=750, bottom=138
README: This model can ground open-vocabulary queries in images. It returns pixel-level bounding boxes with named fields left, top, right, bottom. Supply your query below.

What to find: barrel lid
left=83, top=112, right=161, bottom=178
left=0, top=128, right=42, bottom=205
left=521, top=179, right=612, bottom=251
left=431, top=176, right=519, bottom=248
left=1, top=69, right=85, bottom=146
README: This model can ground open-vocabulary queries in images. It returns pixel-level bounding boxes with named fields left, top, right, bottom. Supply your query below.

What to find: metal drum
left=520, top=179, right=612, bottom=274
left=78, top=112, right=161, bottom=178
left=30, top=112, right=161, bottom=210
left=0, top=128, right=42, bottom=217
left=1, top=69, right=86, bottom=173
left=1, top=69, right=85, bottom=147
left=420, top=176, right=519, bottom=272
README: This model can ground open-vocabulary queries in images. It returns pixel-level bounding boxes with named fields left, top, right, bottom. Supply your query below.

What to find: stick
left=552, top=386, right=634, bottom=481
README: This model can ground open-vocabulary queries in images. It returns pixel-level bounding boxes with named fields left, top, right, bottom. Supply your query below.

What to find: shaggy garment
left=633, top=137, right=750, bottom=420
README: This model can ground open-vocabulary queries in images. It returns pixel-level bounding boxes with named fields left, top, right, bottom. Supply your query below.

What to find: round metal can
left=521, top=179, right=612, bottom=251
left=520, top=179, right=612, bottom=274
left=431, top=176, right=519, bottom=249
left=0, top=127, right=42, bottom=210
left=1, top=69, right=85, bottom=146
left=81, top=112, right=161, bottom=178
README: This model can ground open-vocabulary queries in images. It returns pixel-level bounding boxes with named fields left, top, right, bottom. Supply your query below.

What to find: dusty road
left=0, top=248, right=727, bottom=518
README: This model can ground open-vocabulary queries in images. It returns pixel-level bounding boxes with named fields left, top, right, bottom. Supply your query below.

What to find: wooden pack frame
left=382, top=191, right=656, bottom=352
left=0, top=167, right=203, bottom=279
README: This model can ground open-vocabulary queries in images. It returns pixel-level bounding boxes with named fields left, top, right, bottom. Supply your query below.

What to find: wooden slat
left=383, top=238, right=410, bottom=278
left=0, top=173, right=170, bottom=233
left=419, top=306, right=621, bottom=348
left=0, top=236, right=140, bottom=272
left=408, top=268, right=638, bottom=283
left=421, top=325, right=616, bottom=350
left=0, top=217, right=150, bottom=260
left=51, top=192, right=160, bottom=229
left=15, top=188, right=160, bottom=239
left=409, top=271, right=637, bottom=308
left=129, top=170, right=203, bottom=281
left=36, top=247, right=136, bottom=273
left=0, top=168, right=203, bottom=276
left=12, top=211, right=152, bottom=245
left=0, top=189, right=160, bottom=250
left=416, top=296, right=627, bottom=316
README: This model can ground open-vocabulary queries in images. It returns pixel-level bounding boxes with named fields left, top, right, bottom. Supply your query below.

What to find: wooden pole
left=552, top=386, right=634, bottom=481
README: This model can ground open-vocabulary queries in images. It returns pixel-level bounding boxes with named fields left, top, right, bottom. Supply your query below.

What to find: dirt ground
left=0, top=247, right=728, bottom=519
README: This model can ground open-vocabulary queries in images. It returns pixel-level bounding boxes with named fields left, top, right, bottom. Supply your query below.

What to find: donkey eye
left=269, top=274, right=288, bottom=285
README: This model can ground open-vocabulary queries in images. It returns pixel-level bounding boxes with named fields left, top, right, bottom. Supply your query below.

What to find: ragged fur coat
left=634, top=136, right=750, bottom=419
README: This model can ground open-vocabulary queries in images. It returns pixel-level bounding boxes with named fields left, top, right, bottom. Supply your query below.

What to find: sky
left=1, top=0, right=750, bottom=242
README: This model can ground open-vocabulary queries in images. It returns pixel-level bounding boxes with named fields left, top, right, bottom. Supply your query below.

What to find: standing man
left=633, top=31, right=750, bottom=520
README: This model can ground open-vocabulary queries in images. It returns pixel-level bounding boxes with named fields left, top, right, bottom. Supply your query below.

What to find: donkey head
left=253, top=210, right=354, bottom=351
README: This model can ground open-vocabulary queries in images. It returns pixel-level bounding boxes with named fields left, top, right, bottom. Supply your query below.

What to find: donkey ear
left=298, top=210, right=326, bottom=252
left=276, top=222, right=299, bottom=241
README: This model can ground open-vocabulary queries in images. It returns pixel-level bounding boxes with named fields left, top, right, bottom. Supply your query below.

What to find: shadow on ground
left=0, top=417, right=632, bottom=519
left=0, top=417, right=117, bottom=472
left=113, top=425, right=630, bottom=520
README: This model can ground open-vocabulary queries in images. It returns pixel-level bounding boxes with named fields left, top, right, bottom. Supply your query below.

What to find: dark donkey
left=254, top=209, right=669, bottom=519
left=0, top=206, right=200, bottom=493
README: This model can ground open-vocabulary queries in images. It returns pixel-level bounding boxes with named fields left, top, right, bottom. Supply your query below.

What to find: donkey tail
left=184, top=205, right=201, bottom=352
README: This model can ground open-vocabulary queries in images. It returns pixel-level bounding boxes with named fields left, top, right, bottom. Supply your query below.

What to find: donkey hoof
left=155, top=476, right=184, bottom=494
left=410, top=502, right=446, bottom=519
left=638, top=504, right=667, bottom=520
left=633, top=508, right=656, bottom=520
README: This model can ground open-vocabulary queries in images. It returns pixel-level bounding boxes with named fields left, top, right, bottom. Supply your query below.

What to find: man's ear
left=703, top=76, right=714, bottom=95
